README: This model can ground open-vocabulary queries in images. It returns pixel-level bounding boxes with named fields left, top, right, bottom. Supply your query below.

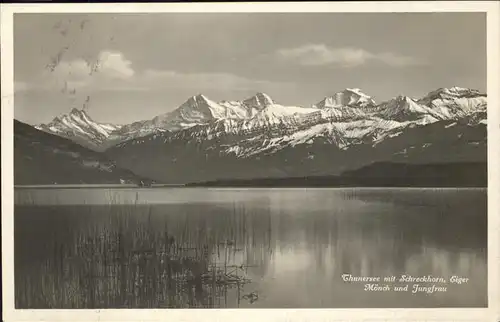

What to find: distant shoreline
left=14, top=160, right=488, bottom=189
left=14, top=184, right=185, bottom=189
left=13, top=184, right=486, bottom=189
left=186, top=161, right=487, bottom=188
left=186, top=184, right=487, bottom=188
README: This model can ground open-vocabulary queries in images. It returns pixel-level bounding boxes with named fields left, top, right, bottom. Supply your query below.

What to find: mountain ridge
left=35, top=87, right=486, bottom=152
left=105, top=116, right=486, bottom=184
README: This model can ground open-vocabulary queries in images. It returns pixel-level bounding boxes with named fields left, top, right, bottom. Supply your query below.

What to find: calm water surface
left=14, top=188, right=487, bottom=308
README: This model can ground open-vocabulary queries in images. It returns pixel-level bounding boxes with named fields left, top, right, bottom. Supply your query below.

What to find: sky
left=14, top=12, right=486, bottom=125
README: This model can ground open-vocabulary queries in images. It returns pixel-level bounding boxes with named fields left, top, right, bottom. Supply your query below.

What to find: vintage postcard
left=1, top=2, right=499, bottom=322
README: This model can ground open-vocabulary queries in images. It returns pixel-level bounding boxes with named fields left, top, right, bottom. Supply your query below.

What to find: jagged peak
left=448, top=86, right=472, bottom=92
left=242, top=92, right=274, bottom=110
left=395, top=95, right=414, bottom=102
left=440, top=86, right=478, bottom=93
left=315, top=88, right=375, bottom=109
left=380, top=95, right=419, bottom=108
left=244, top=92, right=274, bottom=104
left=180, top=94, right=217, bottom=109
left=344, top=88, right=365, bottom=95
left=334, top=88, right=371, bottom=97
left=48, top=108, right=87, bottom=123
left=189, top=94, right=210, bottom=102
left=196, top=93, right=209, bottom=100
left=254, top=92, right=274, bottom=101
left=420, top=87, right=485, bottom=101
left=69, top=107, right=90, bottom=117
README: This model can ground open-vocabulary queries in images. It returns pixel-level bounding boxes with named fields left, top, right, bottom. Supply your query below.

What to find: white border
left=2, top=2, right=499, bottom=322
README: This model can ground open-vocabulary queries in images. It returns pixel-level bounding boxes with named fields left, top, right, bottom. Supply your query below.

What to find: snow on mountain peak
left=170, top=94, right=220, bottom=122
left=345, top=88, right=363, bottom=94
left=70, top=107, right=81, bottom=114
left=448, top=86, right=471, bottom=92
left=36, top=108, right=122, bottom=148
left=48, top=108, right=90, bottom=125
left=376, top=95, right=440, bottom=122
left=395, top=95, right=413, bottom=102
left=314, top=88, right=376, bottom=109
left=419, top=87, right=485, bottom=104
left=243, top=92, right=274, bottom=110
left=443, top=86, right=483, bottom=95
left=185, top=94, right=212, bottom=107
left=156, top=94, right=252, bottom=131
left=415, top=87, right=486, bottom=120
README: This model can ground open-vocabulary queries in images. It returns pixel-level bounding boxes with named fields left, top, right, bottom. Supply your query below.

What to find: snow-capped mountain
left=105, top=93, right=279, bottom=145
left=241, top=92, right=274, bottom=111
left=417, top=86, right=487, bottom=120
left=151, top=94, right=239, bottom=130
left=313, top=88, right=376, bottom=109
left=376, top=95, right=441, bottom=123
left=35, top=108, right=122, bottom=150
left=141, top=92, right=279, bottom=131
left=38, top=88, right=487, bottom=149
left=104, top=87, right=487, bottom=183
left=36, top=92, right=298, bottom=149
left=103, top=94, right=231, bottom=146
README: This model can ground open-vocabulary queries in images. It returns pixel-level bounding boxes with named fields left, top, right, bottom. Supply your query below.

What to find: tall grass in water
left=15, top=191, right=255, bottom=309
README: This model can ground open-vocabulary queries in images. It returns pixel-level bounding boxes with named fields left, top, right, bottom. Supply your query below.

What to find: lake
left=14, top=187, right=487, bottom=308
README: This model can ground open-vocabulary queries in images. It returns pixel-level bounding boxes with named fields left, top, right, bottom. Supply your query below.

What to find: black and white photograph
left=2, top=2, right=499, bottom=321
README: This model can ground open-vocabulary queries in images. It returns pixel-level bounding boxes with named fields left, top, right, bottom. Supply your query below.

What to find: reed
left=14, top=193, right=257, bottom=309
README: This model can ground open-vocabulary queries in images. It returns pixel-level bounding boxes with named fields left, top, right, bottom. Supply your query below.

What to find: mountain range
left=16, top=86, right=487, bottom=185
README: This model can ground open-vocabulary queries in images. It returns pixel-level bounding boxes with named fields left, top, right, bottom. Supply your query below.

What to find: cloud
left=95, top=51, right=135, bottom=79
left=274, top=44, right=421, bottom=67
left=48, top=50, right=134, bottom=82
left=20, top=50, right=292, bottom=93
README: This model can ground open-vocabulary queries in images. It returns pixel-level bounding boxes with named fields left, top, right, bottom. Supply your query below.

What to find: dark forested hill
left=14, top=120, right=152, bottom=185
